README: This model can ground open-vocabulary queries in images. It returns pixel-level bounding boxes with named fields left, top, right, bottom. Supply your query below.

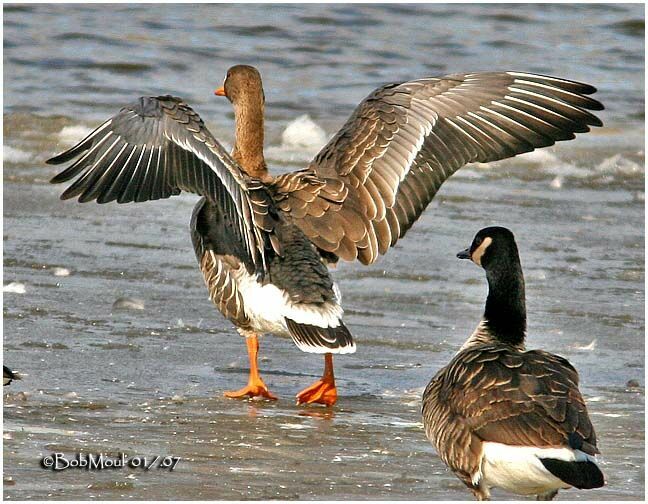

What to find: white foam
left=5, top=425, right=87, bottom=436
left=229, top=466, right=264, bottom=473
left=112, top=297, right=145, bottom=311
left=517, top=149, right=562, bottom=164
left=574, top=339, right=597, bottom=351
left=58, top=125, right=93, bottom=145
left=53, top=267, right=71, bottom=277
left=526, top=269, right=548, bottom=281
left=479, top=149, right=595, bottom=179
left=382, top=387, right=424, bottom=399
left=538, top=158, right=589, bottom=178
left=3, top=282, right=26, bottom=294
left=282, top=114, right=327, bottom=148
left=279, top=423, right=314, bottom=430
left=389, top=420, right=424, bottom=429
left=596, top=154, right=643, bottom=176
left=266, top=115, right=328, bottom=165
left=549, top=176, right=563, bottom=189
left=454, top=149, right=563, bottom=171
left=529, top=152, right=644, bottom=181
left=3, top=146, right=32, bottom=163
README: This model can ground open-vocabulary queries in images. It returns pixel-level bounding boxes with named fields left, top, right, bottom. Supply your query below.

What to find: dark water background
left=3, top=3, right=644, bottom=500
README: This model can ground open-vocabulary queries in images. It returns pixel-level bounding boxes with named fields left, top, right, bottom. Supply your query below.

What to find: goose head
left=214, top=65, right=268, bottom=179
left=457, top=226, right=520, bottom=270
left=215, top=65, right=265, bottom=109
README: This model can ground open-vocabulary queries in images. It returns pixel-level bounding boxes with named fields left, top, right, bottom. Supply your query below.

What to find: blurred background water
left=3, top=3, right=644, bottom=500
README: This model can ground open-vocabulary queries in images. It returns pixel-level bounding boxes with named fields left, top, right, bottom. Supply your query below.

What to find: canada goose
left=3, top=365, right=20, bottom=386
left=422, top=227, right=604, bottom=500
left=48, top=65, right=603, bottom=406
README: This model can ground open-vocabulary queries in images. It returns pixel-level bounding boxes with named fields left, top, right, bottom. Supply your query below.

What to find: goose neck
left=483, top=262, right=527, bottom=347
left=232, top=101, right=268, bottom=180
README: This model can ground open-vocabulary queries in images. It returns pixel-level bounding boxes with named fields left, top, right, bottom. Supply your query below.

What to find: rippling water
left=3, top=3, right=644, bottom=501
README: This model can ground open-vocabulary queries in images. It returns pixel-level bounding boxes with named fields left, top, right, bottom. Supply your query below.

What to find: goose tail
left=285, top=318, right=355, bottom=354
left=540, top=458, right=605, bottom=489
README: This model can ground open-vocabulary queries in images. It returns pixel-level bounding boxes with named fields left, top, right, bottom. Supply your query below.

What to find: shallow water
left=3, top=3, right=645, bottom=501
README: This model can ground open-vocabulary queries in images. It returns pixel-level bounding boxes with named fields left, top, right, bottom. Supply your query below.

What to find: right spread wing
left=272, top=73, right=604, bottom=265
left=47, top=95, right=271, bottom=269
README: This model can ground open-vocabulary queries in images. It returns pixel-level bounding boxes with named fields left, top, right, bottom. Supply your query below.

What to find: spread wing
left=422, top=345, right=598, bottom=485
left=271, top=72, right=604, bottom=264
left=47, top=95, right=272, bottom=269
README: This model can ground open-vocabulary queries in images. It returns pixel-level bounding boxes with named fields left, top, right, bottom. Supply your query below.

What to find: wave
left=3, top=146, right=32, bottom=164
left=4, top=112, right=645, bottom=191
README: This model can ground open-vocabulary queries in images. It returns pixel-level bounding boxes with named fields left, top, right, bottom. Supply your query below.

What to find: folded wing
left=422, top=346, right=599, bottom=485
left=456, top=348, right=598, bottom=453
left=272, top=72, right=604, bottom=264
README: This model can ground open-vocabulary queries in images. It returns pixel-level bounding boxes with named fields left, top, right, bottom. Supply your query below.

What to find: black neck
left=483, top=260, right=526, bottom=347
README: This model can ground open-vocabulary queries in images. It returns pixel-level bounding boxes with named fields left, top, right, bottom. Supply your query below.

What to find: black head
left=215, top=65, right=265, bottom=105
left=457, top=226, right=519, bottom=270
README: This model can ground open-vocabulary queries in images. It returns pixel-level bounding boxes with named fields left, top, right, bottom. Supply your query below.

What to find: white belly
left=234, top=268, right=343, bottom=336
left=479, top=442, right=593, bottom=495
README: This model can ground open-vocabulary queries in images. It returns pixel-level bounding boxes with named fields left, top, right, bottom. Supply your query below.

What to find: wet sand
left=3, top=164, right=644, bottom=500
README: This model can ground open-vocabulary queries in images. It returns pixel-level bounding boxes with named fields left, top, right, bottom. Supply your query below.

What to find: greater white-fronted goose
left=422, top=227, right=604, bottom=500
left=48, top=65, right=603, bottom=406
left=3, top=365, right=20, bottom=386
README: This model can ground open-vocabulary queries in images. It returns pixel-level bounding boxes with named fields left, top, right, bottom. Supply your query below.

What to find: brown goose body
left=190, top=195, right=352, bottom=352
left=422, top=227, right=604, bottom=500
left=47, top=65, right=603, bottom=404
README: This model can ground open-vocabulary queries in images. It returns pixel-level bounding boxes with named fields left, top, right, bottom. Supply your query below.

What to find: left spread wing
left=48, top=95, right=272, bottom=269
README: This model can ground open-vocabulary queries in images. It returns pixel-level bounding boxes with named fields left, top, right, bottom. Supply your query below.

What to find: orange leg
left=224, top=334, right=277, bottom=400
left=296, top=353, right=337, bottom=407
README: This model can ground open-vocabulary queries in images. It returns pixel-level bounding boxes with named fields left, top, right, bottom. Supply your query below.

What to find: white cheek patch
left=472, top=236, right=493, bottom=266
